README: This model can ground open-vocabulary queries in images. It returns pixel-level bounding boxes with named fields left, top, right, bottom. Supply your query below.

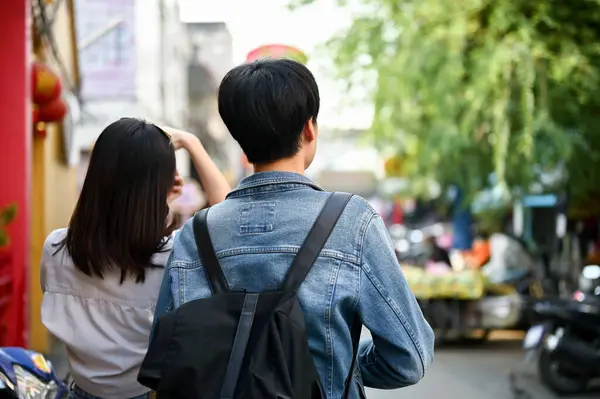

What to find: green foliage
left=0, top=203, right=17, bottom=248
left=474, top=207, right=509, bottom=236
left=294, top=0, right=600, bottom=202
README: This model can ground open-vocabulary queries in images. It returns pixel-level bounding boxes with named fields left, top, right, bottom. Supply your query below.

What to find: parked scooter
left=0, top=347, right=68, bottom=398
left=522, top=264, right=600, bottom=395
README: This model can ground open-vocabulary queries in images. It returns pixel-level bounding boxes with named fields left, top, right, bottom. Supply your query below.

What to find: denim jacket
left=153, top=172, right=434, bottom=398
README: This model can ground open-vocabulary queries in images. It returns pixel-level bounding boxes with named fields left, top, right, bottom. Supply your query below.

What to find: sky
left=178, top=0, right=373, bottom=130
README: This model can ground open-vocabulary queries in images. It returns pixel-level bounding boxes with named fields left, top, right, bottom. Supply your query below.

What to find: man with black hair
left=152, top=59, right=434, bottom=397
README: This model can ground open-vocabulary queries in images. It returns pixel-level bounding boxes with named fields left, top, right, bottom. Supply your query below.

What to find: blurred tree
left=294, top=0, right=600, bottom=207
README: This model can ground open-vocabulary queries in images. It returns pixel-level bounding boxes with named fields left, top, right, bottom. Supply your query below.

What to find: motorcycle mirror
left=582, top=264, right=600, bottom=280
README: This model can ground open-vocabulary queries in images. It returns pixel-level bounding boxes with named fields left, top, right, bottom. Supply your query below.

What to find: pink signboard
left=75, top=0, right=136, bottom=99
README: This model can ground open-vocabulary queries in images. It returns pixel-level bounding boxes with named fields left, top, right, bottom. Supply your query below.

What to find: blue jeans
left=68, top=385, right=150, bottom=399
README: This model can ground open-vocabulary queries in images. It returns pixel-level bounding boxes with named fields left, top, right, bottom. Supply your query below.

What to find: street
left=366, top=334, right=600, bottom=399
left=47, top=332, right=600, bottom=398
left=368, top=340, right=520, bottom=398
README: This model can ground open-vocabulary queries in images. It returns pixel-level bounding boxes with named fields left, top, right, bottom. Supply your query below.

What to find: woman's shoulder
left=42, top=228, right=176, bottom=271
left=151, top=231, right=178, bottom=266
left=43, top=228, right=68, bottom=252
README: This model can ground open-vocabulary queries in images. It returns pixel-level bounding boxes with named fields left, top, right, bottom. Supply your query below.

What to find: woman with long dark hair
left=40, top=118, right=230, bottom=399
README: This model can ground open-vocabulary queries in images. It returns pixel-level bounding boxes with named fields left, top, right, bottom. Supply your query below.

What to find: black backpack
left=138, top=192, right=362, bottom=399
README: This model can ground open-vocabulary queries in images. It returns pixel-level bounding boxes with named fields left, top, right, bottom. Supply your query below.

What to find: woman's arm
left=183, top=137, right=231, bottom=205
left=164, top=126, right=231, bottom=205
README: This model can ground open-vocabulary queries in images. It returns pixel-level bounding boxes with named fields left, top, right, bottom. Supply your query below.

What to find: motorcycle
left=0, top=347, right=69, bottom=398
left=522, top=264, right=600, bottom=395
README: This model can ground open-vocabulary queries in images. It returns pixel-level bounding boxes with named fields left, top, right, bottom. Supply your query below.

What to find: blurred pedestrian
left=424, top=235, right=453, bottom=274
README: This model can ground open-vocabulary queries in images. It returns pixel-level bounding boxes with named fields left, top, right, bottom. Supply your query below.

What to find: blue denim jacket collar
left=227, top=171, right=324, bottom=198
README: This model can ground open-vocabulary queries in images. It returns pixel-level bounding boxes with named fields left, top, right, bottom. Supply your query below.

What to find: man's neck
left=253, top=158, right=305, bottom=175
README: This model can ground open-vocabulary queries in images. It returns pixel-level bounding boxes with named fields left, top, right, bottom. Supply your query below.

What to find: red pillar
left=0, top=0, right=30, bottom=347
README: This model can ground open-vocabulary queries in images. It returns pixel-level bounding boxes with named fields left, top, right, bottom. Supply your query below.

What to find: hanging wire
left=46, top=0, right=66, bottom=26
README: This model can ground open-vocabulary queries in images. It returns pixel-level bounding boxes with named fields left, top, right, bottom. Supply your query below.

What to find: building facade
left=0, top=0, right=81, bottom=351
left=75, top=0, right=193, bottom=177
left=0, top=0, right=30, bottom=351
left=186, top=22, right=241, bottom=184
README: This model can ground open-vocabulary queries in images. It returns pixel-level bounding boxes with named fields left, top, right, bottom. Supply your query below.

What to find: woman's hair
left=57, top=118, right=176, bottom=283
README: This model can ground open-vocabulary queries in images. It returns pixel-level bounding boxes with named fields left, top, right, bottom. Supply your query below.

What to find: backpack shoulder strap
left=282, top=192, right=353, bottom=292
left=193, top=208, right=230, bottom=295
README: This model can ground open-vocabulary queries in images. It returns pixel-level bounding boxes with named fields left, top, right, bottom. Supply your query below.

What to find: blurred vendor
left=463, top=233, right=491, bottom=269
left=169, top=179, right=206, bottom=228
left=424, top=236, right=452, bottom=265
left=424, top=236, right=452, bottom=274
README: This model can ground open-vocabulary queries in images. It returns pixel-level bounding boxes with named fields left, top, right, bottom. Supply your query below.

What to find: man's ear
left=303, top=117, right=317, bottom=142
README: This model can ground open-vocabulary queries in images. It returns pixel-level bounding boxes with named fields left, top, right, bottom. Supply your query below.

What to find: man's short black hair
left=218, top=58, right=320, bottom=164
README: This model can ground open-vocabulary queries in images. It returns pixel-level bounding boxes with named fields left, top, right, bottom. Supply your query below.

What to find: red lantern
left=32, top=62, right=62, bottom=105
left=34, top=122, right=47, bottom=139
left=37, top=98, right=67, bottom=122
left=32, top=105, right=39, bottom=124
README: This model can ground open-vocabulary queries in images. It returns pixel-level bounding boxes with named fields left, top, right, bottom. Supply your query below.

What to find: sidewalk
left=45, top=337, right=599, bottom=398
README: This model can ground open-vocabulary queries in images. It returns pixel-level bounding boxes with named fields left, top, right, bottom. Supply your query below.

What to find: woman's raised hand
left=158, top=124, right=230, bottom=206
left=161, top=126, right=200, bottom=151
